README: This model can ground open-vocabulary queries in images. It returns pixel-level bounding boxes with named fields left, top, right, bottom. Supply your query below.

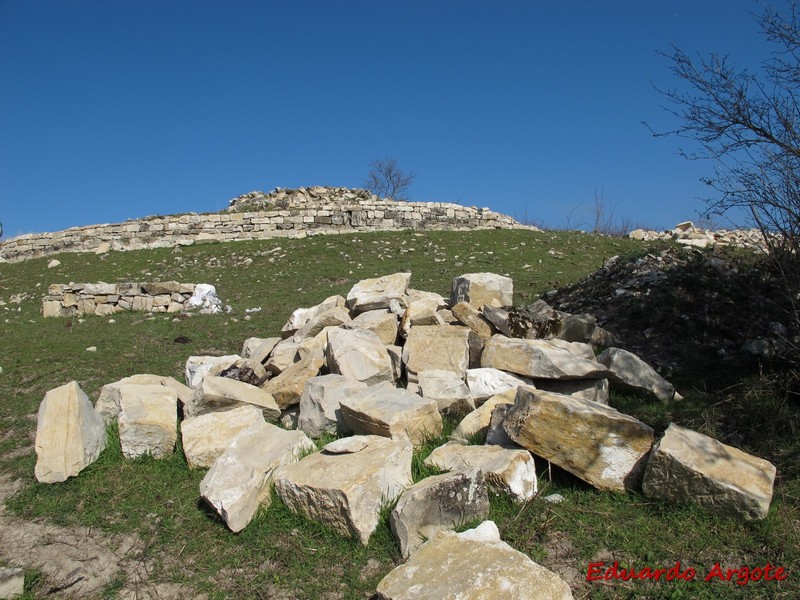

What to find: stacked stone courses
left=42, top=281, right=196, bottom=317
left=0, top=187, right=530, bottom=263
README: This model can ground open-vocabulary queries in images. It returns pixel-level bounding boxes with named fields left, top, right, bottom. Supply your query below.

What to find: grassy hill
left=0, top=229, right=796, bottom=599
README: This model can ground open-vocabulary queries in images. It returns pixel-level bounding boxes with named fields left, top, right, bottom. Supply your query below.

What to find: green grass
left=1, top=228, right=797, bottom=599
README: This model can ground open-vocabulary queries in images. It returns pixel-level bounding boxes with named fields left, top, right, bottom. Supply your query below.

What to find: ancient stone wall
left=42, top=281, right=196, bottom=317
left=0, top=189, right=529, bottom=263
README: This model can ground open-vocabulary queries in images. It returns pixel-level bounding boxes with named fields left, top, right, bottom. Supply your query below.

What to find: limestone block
left=642, top=423, right=777, bottom=520
left=326, top=327, right=394, bottom=385
left=83, top=282, right=117, bottom=295
left=451, top=389, right=517, bottom=444
left=466, top=368, right=533, bottom=405
left=118, top=386, right=178, bottom=459
left=450, top=273, right=513, bottom=309
left=181, top=405, right=265, bottom=469
left=35, top=381, right=107, bottom=483
left=242, top=336, right=274, bottom=359
left=143, top=281, right=181, bottom=295
left=481, top=335, right=607, bottom=380
left=260, top=350, right=325, bottom=409
left=0, top=567, right=24, bottom=599
left=597, top=347, right=678, bottom=401
left=247, top=337, right=282, bottom=364
left=96, top=375, right=166, bottom=420
left=451, top=301, right=496, bottom=341
left=42, top=300, right=68, bottom=318
left=403, top=325, right=471, bottom=383
left=503, top=386, right=654, bottom=491
left=346, top=272, right=412, bottom=314
left=417, top=369, right=475, bottom=417
left=264, top=339, right=301, bottom=374
left=292, top=306, right=351, bottom=342
left=218, top=357, right=268, bottom=387
left=297, top=374, right=368, bottom=438
left=281, top=295, right=347, bottom=337
left=390, top=467, right=489, bottom=558
left=200, top=421, right=316, bottom=532
left=274, top=435, right=413, bottom=544
left=424, top=441, right=537, bottom=502
left=535, top=378, right=610, bottom=404
left=376, top=521, right=573, bottom=600
left=399, top=298, right=446, bottom=338
left=339, top=382, right=443, bottom=447
left=190, top=375, right=280, bottom=420
left=350, top=309, right=399, bottom=345
left=184, top=354, right=241, bottom=388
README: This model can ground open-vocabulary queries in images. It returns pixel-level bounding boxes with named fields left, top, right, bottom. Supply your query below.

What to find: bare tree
left=649, top=3, right=800, bottom=255
left=364, top=158, right=415, bottom=201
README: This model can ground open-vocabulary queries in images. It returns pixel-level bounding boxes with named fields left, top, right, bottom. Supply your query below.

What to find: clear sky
left=0, top=1, right=777, bottom=239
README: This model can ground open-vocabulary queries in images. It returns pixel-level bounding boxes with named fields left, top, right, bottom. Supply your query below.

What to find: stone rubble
left=31, top=268, right=781, bottom=598
left=629, top=221, right=769, bottom=252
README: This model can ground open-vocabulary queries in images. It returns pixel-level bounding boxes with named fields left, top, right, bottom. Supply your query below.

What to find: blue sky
left=0, top=1, right=777, bottom=239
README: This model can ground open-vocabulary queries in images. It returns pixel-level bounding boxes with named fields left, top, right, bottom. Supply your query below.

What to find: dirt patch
left=0, top=473, right=203, bottom=599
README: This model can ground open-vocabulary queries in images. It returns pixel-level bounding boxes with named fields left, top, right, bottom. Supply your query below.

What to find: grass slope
left=0, top=229, right=797, bottom=599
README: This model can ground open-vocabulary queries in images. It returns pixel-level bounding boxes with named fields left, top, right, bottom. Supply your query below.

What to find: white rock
left=597, top=347, right=678, bottom=401
left=425, top=441, right=537, bottom=502
left=184, top=354, right=241, bottom=388
left=339, top=382, right=443, bottom=447
left=375, top=520, right=573, bottom=600
left=346, top=272, right=412, bottom=314
left=350, top=309, right=399, bottom=345
left=189, top=375, right=280, bottom=420
left=326, top=327, right=394, bottom=385
left=35, top=381, right=107, bottom=483
left=390, top=467, right=490, bottom=558
left=47, top=259, right=61, bottom=268
left=417, top=369, right=474, bottom=416
left=466, top=368, right=533, bottom=405
left=118, top=386, right=178, bottom=459
left=274, top=435, right=413, bottom=544
left=280, top=295, right=346, bottom=337
left=181, top=405, right=265, bottom=469
left=481, top=335, right=607, bottom=380
left=297, top=374, right=368, bottom=438
left=403, top=325, right=471, bottom=383
left=200, top=421, right=316, bottom=532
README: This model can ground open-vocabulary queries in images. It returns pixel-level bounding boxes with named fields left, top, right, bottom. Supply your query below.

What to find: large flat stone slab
left=339, top=382, right=442, bottom=447
left=597, top=347, right=679, bottom=401
left=503, top=386, right=654, bottom=491
left=466, top=367, right=532, bottom=405
left=346, top=273, right=411, bottom=314
left=424, top=441, right=537, bottom=502
left=35, top=381, right=107, bottom=483
left=189, top=375, right=280, bottom=420
left=481, top=335, right=607, bottom=380
left=642, top=423, right=777, bottom=520
left=200, top=422, right=316, bottom=532
left=375, top=521, right=573, bottom=600
left=274, top=435, right=413, bottom=544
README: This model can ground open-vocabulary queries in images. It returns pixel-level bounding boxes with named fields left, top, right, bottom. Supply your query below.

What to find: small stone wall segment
left=0, top=188, right=532, bottom=263
left=42, top=281, right=196, bottom=317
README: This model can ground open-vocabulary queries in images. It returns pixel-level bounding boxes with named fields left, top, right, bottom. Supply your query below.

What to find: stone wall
left=0, top=188, right=530, bottom=263
left=42, top=281, right=196, bottom=317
